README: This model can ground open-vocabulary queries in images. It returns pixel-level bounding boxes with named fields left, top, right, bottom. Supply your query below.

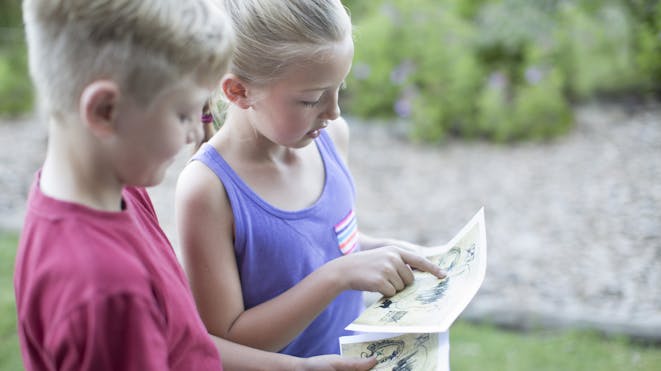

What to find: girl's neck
left=41, top=120, right=124, bottom=211
left=216, top=108, right=298, bottom=165
left=210, top=109, right=326, bottom=211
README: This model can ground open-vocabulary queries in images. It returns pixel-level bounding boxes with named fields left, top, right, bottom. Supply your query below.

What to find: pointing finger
left=399, top=250, right=446, bottom=279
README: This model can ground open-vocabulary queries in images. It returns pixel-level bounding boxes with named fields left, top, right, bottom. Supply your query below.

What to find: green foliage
left=512, top=69, right=572, bottom=140
left=341, top=0, right=373, bottom=21
left=0, top=232, right=22, bottom=371
left=0, top=45, right=33, bottom=117
left=0, top=0, right=23, bottom=27
left=630, top=1, right=661, bottom=93
left=0, top=0, right=33, bottom=117
left=344, top=0, right=654, bottom=142
left=346, top=0, right=485, bottom=142
left=554, top=1, right=639, bottom=99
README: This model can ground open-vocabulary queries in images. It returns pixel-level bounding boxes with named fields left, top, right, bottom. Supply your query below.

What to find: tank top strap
left=316, top=130, right=356, bottom=196
left=190, top=143, right=249, bottom=249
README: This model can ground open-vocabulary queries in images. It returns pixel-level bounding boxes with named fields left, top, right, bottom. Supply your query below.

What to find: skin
left=213, top=336, right=376, bottom=371
left=175, top=35, right=445, bottom=355
left=44, top=74, right=374, bottom=371
left=40, top=77, right=211, bottom=211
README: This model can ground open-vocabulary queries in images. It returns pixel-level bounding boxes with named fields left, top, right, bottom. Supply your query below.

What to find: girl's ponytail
left=195, top=100, right=216, bottom=152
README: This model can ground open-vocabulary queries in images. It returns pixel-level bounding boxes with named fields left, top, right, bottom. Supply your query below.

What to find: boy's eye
left=178, top=114, right=192, bottom=123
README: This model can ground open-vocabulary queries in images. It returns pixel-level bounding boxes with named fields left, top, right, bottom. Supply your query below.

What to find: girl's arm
left=210, top=335, right=377, bottom=371
left=176, top=161, right=342, bottom=352
left=176, top=161, right=443, bottom=352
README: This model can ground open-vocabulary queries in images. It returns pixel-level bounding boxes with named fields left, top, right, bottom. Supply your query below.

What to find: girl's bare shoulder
left=176, top=160, right=230, bottom=215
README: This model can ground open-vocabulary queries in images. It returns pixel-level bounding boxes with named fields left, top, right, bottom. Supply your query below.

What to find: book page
left=340, top=332, right=449, bottom=371
left=346, top=208, right=487, bottom=333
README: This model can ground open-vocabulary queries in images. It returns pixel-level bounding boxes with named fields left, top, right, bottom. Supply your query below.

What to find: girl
left=175, top=0, right=446, bottom=358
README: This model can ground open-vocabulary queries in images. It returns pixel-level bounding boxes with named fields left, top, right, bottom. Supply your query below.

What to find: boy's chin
left=128, top=168, right=168, bottom=188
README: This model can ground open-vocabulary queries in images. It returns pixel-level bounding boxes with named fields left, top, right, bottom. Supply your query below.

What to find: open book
left=340, top=208, right=486, bottom=370
left=340, top=332, right=450, bottom=371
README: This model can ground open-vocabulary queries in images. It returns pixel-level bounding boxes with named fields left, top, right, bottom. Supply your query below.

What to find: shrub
left=629, top=0, right=661, bottom=95
left=554, top=1, right=639, bottom=99
left=344, top=0, right=651, bottom=142
left=346, top=0, right=485, bottom=142
left=0, top=44, right=33, bottom=117
left=0, top=1, right=33, bottom=117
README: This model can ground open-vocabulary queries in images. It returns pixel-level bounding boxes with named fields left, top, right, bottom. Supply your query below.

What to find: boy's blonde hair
left=23, top=0, right=234, bottom=119
left=222, top=0, right=352, bottom=85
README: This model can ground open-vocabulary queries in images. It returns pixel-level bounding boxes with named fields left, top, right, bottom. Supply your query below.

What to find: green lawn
left=450, top=321, right=660, bottom=370
left=0, top=232, right=22, bottom=371
left=1, top=231, right=659, bottom=370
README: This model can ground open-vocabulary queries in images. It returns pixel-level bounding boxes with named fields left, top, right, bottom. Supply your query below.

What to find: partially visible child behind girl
left=175, top=0, right=449, bottom=360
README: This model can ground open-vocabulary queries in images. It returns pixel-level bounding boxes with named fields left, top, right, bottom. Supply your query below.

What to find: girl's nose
left=321, top=96, right=341, bottom=121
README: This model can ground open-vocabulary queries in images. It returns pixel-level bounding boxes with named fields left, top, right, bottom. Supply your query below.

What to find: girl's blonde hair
left=203, top=0, right=352, bottom=141
left=23, top=0, right=235, bottom=120
left=223, top=0, right=352, bottom=85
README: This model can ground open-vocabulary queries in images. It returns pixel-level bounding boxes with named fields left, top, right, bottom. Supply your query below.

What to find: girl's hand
left=297, top=355, right=377, bottom=371
left=329, top=246, right=446, bottom=297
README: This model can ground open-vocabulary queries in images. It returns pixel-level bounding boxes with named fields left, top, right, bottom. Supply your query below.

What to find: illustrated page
left=346, top=208, right=487, bottom=333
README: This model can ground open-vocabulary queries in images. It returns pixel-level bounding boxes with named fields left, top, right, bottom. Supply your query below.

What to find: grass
left=0, top=232, right=22, bottom=371
left=0, top=231, right=659, bottom=370
left=449, top=321, right=661, bottom=370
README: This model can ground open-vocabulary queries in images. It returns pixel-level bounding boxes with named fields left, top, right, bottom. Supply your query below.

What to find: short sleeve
left=45, top=293, right=170, bottom=371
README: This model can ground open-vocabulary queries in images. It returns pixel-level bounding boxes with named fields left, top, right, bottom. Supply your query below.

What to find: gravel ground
left=1, top=102, right=659, bottom=341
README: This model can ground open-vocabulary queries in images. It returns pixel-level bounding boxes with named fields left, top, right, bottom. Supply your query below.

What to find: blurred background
left=1, top=0, right=660, bottom=369
left=342, top=0, right=659, bottom=141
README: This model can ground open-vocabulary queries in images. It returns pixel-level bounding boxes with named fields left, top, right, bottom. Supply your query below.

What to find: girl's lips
left=307, top=121, right=329, bottom=138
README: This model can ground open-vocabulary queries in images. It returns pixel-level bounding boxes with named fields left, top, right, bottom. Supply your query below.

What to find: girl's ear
left=79, top=80, right=120, bottom=138
left=221, top=74, right=252, bottom=109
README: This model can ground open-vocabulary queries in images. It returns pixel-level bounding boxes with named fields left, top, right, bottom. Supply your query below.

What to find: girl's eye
left=301, top=100, right=320, bottom=108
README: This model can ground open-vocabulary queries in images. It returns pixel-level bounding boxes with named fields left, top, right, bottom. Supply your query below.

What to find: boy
left=14, top=0, right=375, bottom=370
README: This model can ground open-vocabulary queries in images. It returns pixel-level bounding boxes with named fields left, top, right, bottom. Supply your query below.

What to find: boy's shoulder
left=16, top=182, right=161, bottom=314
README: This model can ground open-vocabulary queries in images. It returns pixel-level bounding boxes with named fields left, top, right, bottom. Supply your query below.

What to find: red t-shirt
left=14, top=174, right=222, bottom=370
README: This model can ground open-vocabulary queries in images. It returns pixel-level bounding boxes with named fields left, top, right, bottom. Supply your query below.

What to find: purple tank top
left=192, top=130, right=363, bottom=357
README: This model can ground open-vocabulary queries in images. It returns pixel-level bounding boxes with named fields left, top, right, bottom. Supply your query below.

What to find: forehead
left=146, top=77, right=212, bottom=109
left=274, top=37, right=354, bottom=91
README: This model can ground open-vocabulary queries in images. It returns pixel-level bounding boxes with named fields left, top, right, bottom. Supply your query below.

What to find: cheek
left=164, top=127, right=187, bottom=155
left=147, top=123, right=185, bottom=159
left=279, top=107, right=312, bottom=126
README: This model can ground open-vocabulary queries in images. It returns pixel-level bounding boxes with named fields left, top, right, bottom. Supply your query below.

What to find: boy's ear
left=221, top=74, right=252, bottom=109
left=79, top=80, right=120, bottom=138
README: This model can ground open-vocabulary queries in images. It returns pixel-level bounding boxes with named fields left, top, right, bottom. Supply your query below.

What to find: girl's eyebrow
left=300, top=81, right=346, bottom=92
left=299, top=86, right=329, bottom=92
